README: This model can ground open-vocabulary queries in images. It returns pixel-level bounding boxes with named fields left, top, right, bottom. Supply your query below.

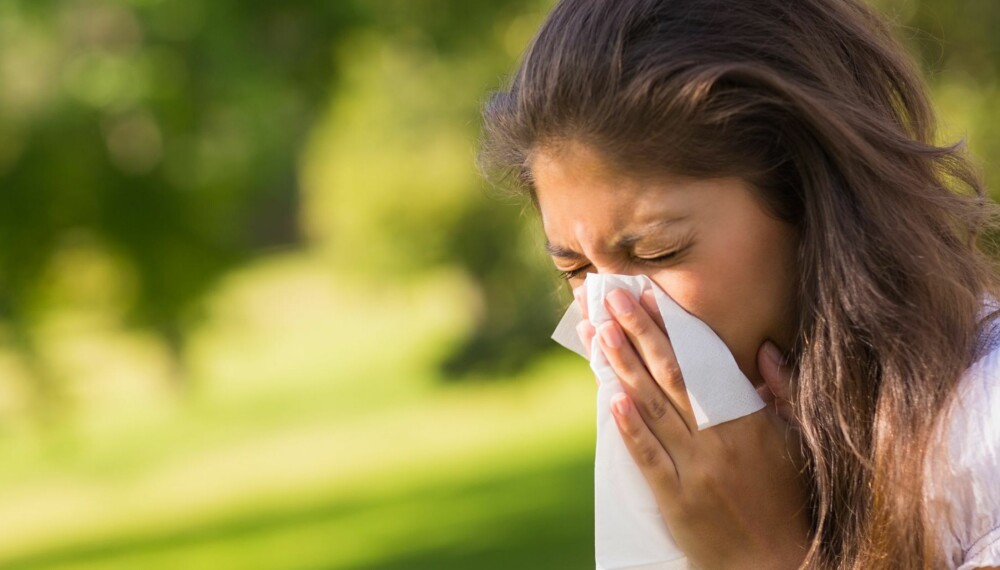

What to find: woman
left=477, top=0, right=1000, bottom=568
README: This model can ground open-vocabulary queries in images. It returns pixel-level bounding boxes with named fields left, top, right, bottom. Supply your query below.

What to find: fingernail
left=612, top=394, right=631, bottom=416
left=599, top=322, right=623, bottom=348
left=763, top=340, right=783, bottom=368
left=607, top=289, right=633, bottom=315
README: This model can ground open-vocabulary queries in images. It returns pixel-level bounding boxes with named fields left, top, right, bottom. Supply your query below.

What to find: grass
left=0, top=256, right=598, bottom=569
left=1, top=450, right=594, bottom=570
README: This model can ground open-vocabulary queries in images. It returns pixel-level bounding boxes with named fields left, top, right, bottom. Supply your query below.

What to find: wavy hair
left=477, top=0, right=1000, bottom=567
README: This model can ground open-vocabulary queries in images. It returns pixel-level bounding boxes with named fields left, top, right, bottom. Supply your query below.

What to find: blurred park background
left=0, top=1, right=997, bottom=568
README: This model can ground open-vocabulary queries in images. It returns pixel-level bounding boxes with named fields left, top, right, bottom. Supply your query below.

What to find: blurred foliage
left=0, top=0, right=563, bottom=409
left=0, top=0, right=356, bottom=338
left=886, top=0, right=1000, bottom=183
left=1, top=0, right=998, bottom=401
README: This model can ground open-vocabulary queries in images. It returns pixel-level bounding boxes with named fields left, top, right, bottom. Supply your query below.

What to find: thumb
left=758, top=340, right=796, bottom=425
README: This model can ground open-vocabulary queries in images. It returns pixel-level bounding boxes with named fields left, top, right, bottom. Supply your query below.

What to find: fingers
left=639, top=289, right=666, bottom=332
left=756, top=382, right=776, bottom=405
left=577, top=320, right=597, bottom=385
left=610, top=393, right=679, bottom=495
left=574, top=285, right=588, bottom=321
left=758, top=340, right=796, bottom=426
left=578, top=286, right=663, bottom=329
left=759, top=341, right=791, bottom=400
left=577, top=285, right=664, bottom=333
left=605, top=288, right=695, bottom=429
left=574, top=286, right=596, bottom=384
left=597, top=319, right=691, bottom=444
left=576, top=320, right=596, bottom=356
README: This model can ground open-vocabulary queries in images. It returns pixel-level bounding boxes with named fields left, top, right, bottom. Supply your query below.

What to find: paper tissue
left=550, top=273, right=766, bottom=570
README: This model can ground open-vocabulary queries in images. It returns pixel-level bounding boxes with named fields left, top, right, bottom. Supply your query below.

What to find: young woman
left=478, top=0, right=1000, bottom=568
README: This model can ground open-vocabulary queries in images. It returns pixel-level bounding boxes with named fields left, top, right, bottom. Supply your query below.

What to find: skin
left=531, top=140, right=809, bottom=569
left=533, top=141, right=800, bottom=384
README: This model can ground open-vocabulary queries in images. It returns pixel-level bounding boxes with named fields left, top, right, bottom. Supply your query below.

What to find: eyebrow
left=544, top=241, right=586, bottom=259
left=544, top=218, right=686, bottom=259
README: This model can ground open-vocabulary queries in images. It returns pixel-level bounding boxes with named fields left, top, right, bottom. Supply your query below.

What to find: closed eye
left=557, top=264, right=592, bottom=281
left=556, top=238, right=693, bottom=281
left=636, top=250, right=681, bottom=263
left=633, top=232, right=694, bottom=267
left=556, top=247, right=686, bottom=281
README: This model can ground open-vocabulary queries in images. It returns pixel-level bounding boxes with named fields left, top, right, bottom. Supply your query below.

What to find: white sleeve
left=930, top=346, right=1000, bottom=569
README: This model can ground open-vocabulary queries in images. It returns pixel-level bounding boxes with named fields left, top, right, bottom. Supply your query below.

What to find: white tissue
left=550, top=273, right=766, bottom=570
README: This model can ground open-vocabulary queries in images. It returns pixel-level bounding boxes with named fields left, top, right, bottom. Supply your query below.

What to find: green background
left=0, top=1, right=996, bottom=568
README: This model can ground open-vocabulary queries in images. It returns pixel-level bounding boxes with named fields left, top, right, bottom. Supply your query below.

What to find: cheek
left=652, top=227, right=796, bottom=385
left=653, top=268, right=763, bottom=383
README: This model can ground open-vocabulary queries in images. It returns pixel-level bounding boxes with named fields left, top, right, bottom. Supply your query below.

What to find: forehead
left=530, top=140, right=621, bottom=185
left=529, top=141, right=693, bottom=234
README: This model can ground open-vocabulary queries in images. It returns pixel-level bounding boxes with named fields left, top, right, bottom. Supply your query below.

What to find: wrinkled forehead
left=532, top=147, right=622, bottom=226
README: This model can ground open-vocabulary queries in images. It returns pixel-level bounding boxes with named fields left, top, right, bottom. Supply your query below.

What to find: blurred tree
left=0, top=0, right=367, bottom=400
left=889, top=0, right=1000, bottom=182
left=0, top=0, right=553, bottom=401
left=0, top=0, right=997, bottom=407
left=297, top=0, right=566, bottom=381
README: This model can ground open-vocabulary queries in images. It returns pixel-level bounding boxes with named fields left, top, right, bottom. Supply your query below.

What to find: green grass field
left=0, top=257, right=597, bottom=569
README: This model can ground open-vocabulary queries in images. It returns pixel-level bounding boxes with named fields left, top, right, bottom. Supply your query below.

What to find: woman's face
left=531, top=141, right=799, bottom=387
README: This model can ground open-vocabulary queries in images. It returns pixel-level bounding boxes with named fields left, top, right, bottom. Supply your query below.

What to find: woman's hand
left=575, top=286, right=810, bottom=570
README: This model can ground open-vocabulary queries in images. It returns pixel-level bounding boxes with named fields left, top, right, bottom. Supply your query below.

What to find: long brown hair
left=477, top=0, right=1000, bottom=567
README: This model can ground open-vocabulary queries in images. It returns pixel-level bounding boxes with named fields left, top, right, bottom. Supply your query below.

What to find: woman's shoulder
left=948, top=294, right=1000, bottom=434
left=926, top=297, right=1000, bottom=569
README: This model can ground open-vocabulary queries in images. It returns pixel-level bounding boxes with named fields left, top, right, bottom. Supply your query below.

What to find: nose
left=573, top=263, right=663, bottom=322
left=573, top=262, right=660, bottom=293
left=588, top=261, right=655, bottom=279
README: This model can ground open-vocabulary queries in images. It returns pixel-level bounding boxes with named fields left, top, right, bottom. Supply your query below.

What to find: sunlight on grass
left=0, top=352, right=596, bottom=569
left=0, top=249, right=598, bottom=569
